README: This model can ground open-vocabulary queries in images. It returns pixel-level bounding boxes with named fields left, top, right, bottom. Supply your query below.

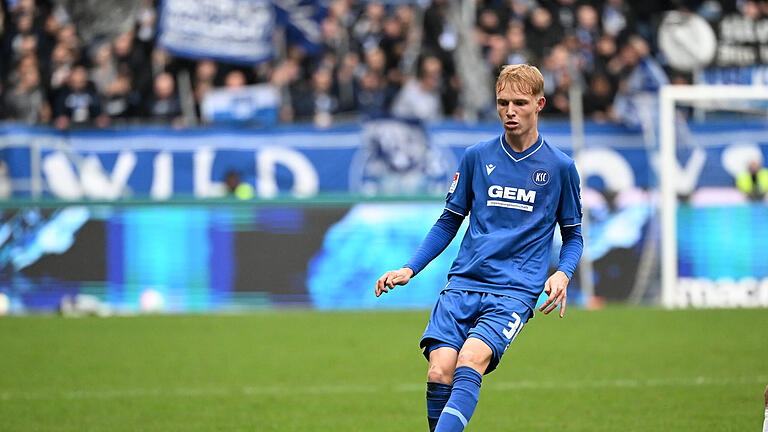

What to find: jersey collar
left=500, top=133, right=543, bottom=162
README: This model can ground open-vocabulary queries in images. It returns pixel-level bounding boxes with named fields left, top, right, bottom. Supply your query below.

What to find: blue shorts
left=420, top=289, right=532, bottom=374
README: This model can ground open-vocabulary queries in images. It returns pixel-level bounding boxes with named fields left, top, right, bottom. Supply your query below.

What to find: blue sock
left=427, top=382, right=452, bottom=432
left=434, top=367, right=482, bottom=432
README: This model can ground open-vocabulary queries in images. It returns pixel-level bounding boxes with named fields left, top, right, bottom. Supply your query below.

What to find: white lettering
left=42, top=151, right=83, bottom=199
left=151, top=152, right=173, bottom=200
left=43, top=151, right=137, bottom=200
left=194, top=148, right=226, bottom=198
left=676, top=277, right=768, bottom=308
left=487, top=185, right=536, bottom=204
left=517, top=189, right=536, bottom=203
left=487, top=200, right=533, bottom=212
left=575, top=148, right=635, bottom=192
left=658, top=147, right=705, bottom=196
left=257, top=146, right=319, bottom=198
left=79, top=152, right=136, bottom=200
left=721, top=142, right=763, bottom=178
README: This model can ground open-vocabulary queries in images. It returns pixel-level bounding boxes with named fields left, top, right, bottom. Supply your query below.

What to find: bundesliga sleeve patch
left=449, top=172, right=459, bottom=193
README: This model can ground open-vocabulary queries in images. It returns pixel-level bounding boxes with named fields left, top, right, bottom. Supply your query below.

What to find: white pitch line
left=1, top=376, right=766, bottom=401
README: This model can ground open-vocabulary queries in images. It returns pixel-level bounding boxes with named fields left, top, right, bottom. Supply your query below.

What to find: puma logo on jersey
left=485, top=164, right=496, bottom=175
left=487, top=185, right=536, bottom=203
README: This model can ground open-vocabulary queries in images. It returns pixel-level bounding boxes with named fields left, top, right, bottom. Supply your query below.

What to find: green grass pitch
left=1, top=307, right=766, bottom=431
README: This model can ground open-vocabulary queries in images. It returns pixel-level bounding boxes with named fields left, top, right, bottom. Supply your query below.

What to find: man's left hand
left=539, top=270, right=569, bottom=318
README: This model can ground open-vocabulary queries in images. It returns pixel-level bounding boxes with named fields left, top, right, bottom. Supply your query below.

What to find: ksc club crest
left=532, top=169, right=550, bottom=186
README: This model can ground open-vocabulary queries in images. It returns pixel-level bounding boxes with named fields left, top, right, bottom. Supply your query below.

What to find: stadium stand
left=0, top=0, right=759, bottom=128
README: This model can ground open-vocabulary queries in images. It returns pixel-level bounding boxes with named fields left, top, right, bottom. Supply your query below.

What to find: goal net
left=660, top=85, right=768, bottom=308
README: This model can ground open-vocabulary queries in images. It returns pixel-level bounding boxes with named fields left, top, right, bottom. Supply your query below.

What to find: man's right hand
left=374, top=268, right=414, bottom=297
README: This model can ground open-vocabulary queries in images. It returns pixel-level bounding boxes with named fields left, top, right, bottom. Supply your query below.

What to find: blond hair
left=495, top=64, right=544, bottom=97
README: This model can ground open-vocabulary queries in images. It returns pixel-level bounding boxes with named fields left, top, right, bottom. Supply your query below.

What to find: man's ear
left=537, top=96, right=546, bottom=112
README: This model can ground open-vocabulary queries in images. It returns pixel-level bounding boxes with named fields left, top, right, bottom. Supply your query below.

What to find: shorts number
left=502, top=312, right=522, bottom=340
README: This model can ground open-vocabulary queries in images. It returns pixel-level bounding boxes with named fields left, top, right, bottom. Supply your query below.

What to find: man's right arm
left=374, top=208, right=464, bottom=296
left=403, top=208, right=464, bottom=276
left=375, top=148, right=473, bottom=297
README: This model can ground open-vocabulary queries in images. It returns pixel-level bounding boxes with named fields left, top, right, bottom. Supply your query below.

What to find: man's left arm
left=539, top=224, right=583, bottom=317
left=540, top=162, right=584, bottom=317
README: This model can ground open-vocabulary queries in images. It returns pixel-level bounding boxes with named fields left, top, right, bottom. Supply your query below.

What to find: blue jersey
left=443, top=133, right=582, bottom=310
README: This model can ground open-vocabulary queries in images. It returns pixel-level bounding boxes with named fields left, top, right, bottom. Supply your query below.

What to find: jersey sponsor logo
left=487, top=200, right=533, bottom=212
left=487, top=185, right=536, bottom=202
left=485, top=164, right=496, bottom=175
left=449, top=172, right=459, bottom=193
left=487, top=185, right=536, bottom=212
left=532, top=169, right=550, bottom=186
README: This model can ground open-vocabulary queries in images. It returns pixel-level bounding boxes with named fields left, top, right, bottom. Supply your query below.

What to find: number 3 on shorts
left=502, top=312, right=522, bottom=341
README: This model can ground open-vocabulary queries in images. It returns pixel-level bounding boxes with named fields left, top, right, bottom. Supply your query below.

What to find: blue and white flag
left=157, top=0, right=276, bottom=65
left=273, top=0, right=324, bottom=55
left=201, top=84, right=280, bottom=125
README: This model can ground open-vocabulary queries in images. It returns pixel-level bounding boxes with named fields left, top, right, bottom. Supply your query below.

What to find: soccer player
left=374, top=64, right=583, bottom=432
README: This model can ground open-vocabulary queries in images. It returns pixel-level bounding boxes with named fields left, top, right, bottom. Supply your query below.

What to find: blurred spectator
left=143, top=72, right=182, bottom=125
left=297, top=67, right=338, bottom=128
left=37, top=13, right=62, bottom=71
left=151, top=47, right=173, bottom=77
left=575, top=4, right=600, bottom=69
left=48, top=42, right=74, bottom=95
left=582, top=74, right=614, bottom=122
left=485, top=34, right=508, bottom=72
left=270, top=59, right=300, bottom=122
left=224, top=170, right=254, bottom=200
left=594, top=34, right=618, bottom=79
left=224, top=70, right=247, bottom=88
left=736, top=159, right=768, bottom=201
left=135, top=0, right=156, bottom=42
left=89, top=43, right=117, bottom=95
left=113, top=30, right=151, bottom=101
left=505, top=21, right=534, bottom=66
left=380, top=13, right=407, bottom=82
left=540, top=44, right=571, bottom=114
left=6, top=12, right=35, bottom=64
left=352, top=2, right=385, bottom=51
left=526, top=7, right=561, bottom=60
left=56, top=24, right=81, bottom=58
left=551, top=0, right=580, bottom=31
left=611, top=35, right=669, bottom=127
left=5, top=64, right=47, bottom=124
left=195, top=60, right=218, bottom=86
left=54, top=65, right=105, bottom=129
left=423, top=0, right=456, bottom=62
left=391, top=55, right=443, bottom=121
left=102, top=70, right=139, bottom=120
left=602, top=0, right=631, bottom=37
left=0, top=157, right=10, bottom=199
left=356, top=69, right=388, bottom=118
left=335, top=52, right=360, bottom=114
left=364, top=47, right=387, bottom=79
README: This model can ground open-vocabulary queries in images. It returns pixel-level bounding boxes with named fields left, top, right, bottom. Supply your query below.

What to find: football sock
left=434, top=367, right=482, bottom=432
left=427, top=382, right=452, bottom=432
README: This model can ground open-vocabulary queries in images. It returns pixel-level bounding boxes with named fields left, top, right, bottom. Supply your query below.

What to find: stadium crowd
left=0, top=0, right=757, bottom=128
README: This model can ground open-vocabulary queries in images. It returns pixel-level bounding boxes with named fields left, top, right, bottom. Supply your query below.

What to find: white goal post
left=660, top=85, right=768, bottom=308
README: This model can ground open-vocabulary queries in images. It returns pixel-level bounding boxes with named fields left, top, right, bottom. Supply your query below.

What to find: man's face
left=496, top=83, right=545, bottom=137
